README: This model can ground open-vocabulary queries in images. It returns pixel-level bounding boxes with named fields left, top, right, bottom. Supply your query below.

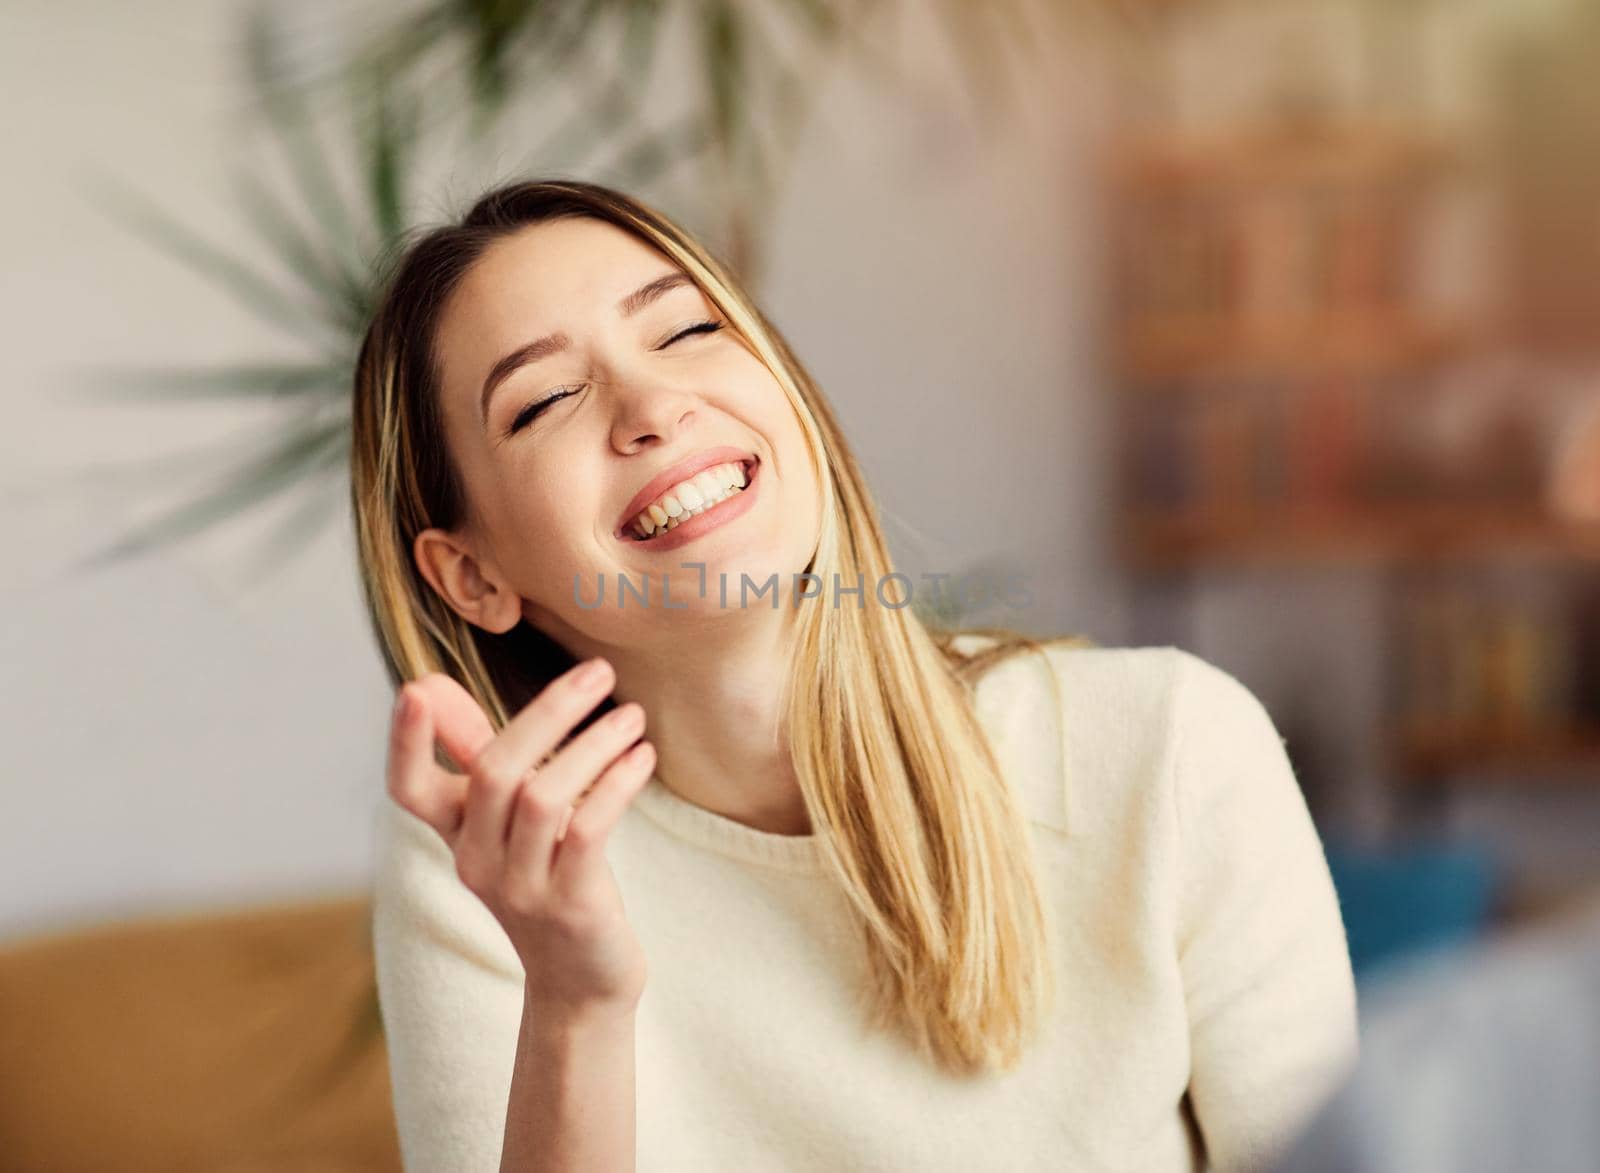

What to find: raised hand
left=385, top=657, right=654, bottom=1012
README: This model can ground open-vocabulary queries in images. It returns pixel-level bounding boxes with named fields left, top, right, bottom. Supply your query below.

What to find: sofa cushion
left=0, top=893, right=400, bottom=1171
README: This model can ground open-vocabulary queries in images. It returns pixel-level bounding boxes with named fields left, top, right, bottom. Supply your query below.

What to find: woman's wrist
left=503, top=984, right=638, bottom=1173
left=523, top=982, right=640, bottom=1036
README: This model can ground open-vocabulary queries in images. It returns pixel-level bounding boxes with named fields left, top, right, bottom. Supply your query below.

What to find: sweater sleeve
left=1170, top=649, right=1360, bottom=1173
left=371, top=798, right=529, bottom=1172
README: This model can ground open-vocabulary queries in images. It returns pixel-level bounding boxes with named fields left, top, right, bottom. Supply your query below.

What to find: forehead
left=448, top=217, right=681, bottom=336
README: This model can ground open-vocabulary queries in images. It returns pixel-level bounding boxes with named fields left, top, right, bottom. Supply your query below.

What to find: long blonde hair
left=350, top=178, right=1090, bottom=1075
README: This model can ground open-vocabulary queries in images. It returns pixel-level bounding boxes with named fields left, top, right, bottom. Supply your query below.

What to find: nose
left=608, top=375, right=699, bottom=454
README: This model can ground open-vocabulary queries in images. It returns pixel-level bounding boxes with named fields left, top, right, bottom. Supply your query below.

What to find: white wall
left=0, top=0, right=1129, bottom=939
left=762, top=3, right=1125, bottom=645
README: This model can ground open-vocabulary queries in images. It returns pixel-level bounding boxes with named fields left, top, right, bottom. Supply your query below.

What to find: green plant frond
left=240, top=1, right=361, bottom=113
left=721, top=3, right=827, bottom=217
left=64, top=360, right=351, bottom=405
left=933, top=0, right=1029, bottom=138
left=351, top=2, right=458, bottom=84
left=807, top=0, right=916, bottom=103
left=229, top=450, right=353, bottom=589
left=596, top=110, right=717, bottom=192
left=241, top=3, right=286, bottom=106
left=83, top=0, right=1097, bottom=576
left=228, top=167, right=374, bottom=336
left=700, top=0, right=747, bottom=160
left=359, top=66, right=422, bottom=247
left=262, top=118, right=373, bottom=298
left=513, top=0, right=666, bottom=176
left=768, top=45, right=820, bottom=166
left=445, top=0, right=614, bottom=129
left=77, top=168, right=349, bottom=351
left=460, top=0, right=549, bottom=110
left=24, top=407, right=333, bottom=499
left=498, top=0, right=615, bottom=122
left=783, top=0, right=845, bottom=42
left=244, top=37, right=370, bottom=280
left=513, top=0, right=602, bottom=76
left=68, top=416, right=350, bottom=573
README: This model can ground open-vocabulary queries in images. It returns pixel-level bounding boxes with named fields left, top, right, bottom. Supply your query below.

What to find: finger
left=454, top=751, right=527, bottom=890
left=474, top=658, right=616, bottom=787
left=386, top=684, right=468, bottom=839
left=458, top=659, right=615, bottom=870
left=503, top=701, right=647, bottom=888
left=551, top=739, right=656, bottom=878
left=408, top=672, right=499, bottom=772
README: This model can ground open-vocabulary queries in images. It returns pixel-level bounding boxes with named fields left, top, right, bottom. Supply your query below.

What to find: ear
left=412, top=526, right=523, bottom=634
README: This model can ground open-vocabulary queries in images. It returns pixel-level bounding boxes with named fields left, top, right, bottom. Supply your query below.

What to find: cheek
left=491, top=464, right=607, bottom=563
left=728, top=368, right=803, bottom=447
left=766, top=397, right=820, bottom=497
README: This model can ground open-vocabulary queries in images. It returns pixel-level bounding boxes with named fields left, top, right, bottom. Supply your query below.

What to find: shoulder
left=949, top=633, right=1287, bottom=838
left=953, top=629, right=1196, bottom=755
left=948, top=631, right=1204, bottom=836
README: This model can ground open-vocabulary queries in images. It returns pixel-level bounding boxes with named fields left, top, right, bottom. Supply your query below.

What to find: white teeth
left=626, top=460, right=752, bottom=540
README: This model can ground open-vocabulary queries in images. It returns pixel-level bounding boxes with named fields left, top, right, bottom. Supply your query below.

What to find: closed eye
left=666, top=318, right=725, bottom=345
left=502, top=318, right=727, bottom=438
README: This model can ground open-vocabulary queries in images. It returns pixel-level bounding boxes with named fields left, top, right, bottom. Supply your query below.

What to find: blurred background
left=3, top=0, right=1598, bottom=1167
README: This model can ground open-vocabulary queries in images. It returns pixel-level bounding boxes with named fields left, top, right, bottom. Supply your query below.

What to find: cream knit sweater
left=371, top=639, right=1359, bottom=1172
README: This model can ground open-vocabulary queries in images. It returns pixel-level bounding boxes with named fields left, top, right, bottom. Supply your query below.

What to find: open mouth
left=622, top=457, right=759, bottom=543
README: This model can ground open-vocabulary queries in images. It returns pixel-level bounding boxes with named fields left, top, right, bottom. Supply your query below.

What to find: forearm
left=499, top=991, right=638, bottom=1173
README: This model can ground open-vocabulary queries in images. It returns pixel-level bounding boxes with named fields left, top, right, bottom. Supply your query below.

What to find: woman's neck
left=596, top=615, right=812, bottom=837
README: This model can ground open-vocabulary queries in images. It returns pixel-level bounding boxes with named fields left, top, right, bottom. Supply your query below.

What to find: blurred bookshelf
left=1106, top=110, right=1600, bottom=797
left=1387, top=571, right=1600, bottom=786
left=1123, top=504, right=1600, bottom=569
left=1393, top=719, right=1600, bottom=780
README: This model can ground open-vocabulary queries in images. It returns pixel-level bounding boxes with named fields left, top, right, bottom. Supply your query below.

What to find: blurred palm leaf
left=77, top=0, right=1136, bottom=574
left=66, top=31, right=414, bottom=577
left=68, top=414, right=351, bottom=576
left=316, top=0, right=1067, bottom=279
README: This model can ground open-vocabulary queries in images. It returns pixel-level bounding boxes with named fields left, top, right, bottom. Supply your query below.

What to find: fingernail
left=576, top=657, right=611, bottom=686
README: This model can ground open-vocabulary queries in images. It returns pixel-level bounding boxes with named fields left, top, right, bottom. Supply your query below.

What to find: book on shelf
left=1398, top=580, right=1587, bottom=744
left=1285, top=377, right=1366, bottom=508
left=1115, top=126, right=1439, bottom=347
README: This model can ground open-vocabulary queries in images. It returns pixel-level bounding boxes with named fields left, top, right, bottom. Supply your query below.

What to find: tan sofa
left=0, top=894, right=400, bottom=1171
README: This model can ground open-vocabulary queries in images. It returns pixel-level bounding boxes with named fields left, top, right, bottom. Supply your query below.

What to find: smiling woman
left=393, top=204, right=826, bottom=671
left=351, top=178, right=1358, bottom=1173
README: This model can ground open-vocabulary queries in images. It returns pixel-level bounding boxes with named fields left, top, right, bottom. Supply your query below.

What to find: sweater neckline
left=632, top=775, right=824, bottom=872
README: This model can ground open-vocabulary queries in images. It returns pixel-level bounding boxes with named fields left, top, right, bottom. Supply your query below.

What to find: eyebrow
left=478, top=270, right=695, bottom=426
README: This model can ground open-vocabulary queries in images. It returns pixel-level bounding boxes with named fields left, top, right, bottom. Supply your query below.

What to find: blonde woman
left=356, top=179, right=1358, bottom=1173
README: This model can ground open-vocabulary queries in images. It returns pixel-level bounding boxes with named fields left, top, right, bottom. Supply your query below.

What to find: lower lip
left=621, top=460, right=761, bottom=553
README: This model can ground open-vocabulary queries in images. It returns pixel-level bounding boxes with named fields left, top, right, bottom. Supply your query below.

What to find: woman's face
left=421, top=216, right=822, bottom=645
